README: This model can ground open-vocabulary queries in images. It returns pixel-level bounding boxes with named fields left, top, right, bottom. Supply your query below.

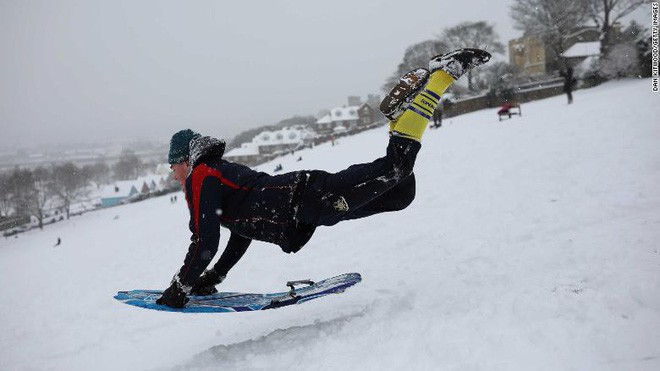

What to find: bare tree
left=0, top=172, right=11, bottom=217
left=51, top=162, right=89, bottom=219
left=383, top=39, right=449, bottom=93
left=6, top=168, right=34, bottom=218
left=81, top=162, right=111, bottom=185
left=440, top=21, right=506, bottom=91
left=585, top=0, right=648, bottom=56
left=482, top=61, right=522, bottom=103
left=29, top=167, right=55, bottom=230
left=510, top=0, right=592, bottom=71
left=113, top=151, right=141, bottom=180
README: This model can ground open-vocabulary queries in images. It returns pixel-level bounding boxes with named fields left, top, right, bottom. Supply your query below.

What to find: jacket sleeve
left=213, top=232, right=252, bottom=276
left=174, top=175, right=223, bottom=289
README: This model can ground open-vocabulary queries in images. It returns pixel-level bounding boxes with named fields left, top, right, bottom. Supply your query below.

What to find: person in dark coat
left=560, top=67, right=577, bottom=104
left=431, top=106, right=443, bottom=128
left=157, top=48, right=492, bottom=308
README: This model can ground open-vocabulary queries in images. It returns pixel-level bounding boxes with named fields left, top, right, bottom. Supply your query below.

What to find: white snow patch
left=1, top=79, right=659, bottom=371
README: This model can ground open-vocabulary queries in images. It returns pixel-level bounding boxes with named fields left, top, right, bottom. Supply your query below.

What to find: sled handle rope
left=286, top=279, right=315, bottom=298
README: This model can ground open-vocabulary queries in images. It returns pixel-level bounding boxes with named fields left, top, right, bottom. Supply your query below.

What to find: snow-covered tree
left=0, top=172, right=11, bottom=217
left=440, top=22, right=505, bottom=91
left=81, top=162, right=111, bottom=185
left=482, top=62, right=522, bottom=103
left=4, top=168, right=34, bottom=219
left=28, top=167, right=55, bottom=230
left=599, top=42, right=639, bottom=78
left=585, top=0, right=648, bottom=56
left=51, top=162, right=89, bottom=220
left=593, top=20, right=650, bottom=79
left=113, top=151, right=141, bottom=180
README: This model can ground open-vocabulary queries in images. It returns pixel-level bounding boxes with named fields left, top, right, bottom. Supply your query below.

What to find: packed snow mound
left=1, top=79, right=659, bottom=371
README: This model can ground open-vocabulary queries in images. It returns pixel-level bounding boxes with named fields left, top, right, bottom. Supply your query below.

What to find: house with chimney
left=315, top=103, right=375, bottom=135
left=224, top=126, right=316, bottom=165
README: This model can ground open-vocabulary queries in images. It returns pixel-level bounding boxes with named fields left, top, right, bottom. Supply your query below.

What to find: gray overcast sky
left=0, top=0, right=650, bottom=149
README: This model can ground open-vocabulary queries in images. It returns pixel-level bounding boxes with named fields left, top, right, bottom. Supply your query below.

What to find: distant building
left=509, top=36, right=547, bottom=75
left=100, top=181, right=139, bottom=207
left=136, top=175, right=165, bottom=194
left=153, top=165, right=180, bottom=190
left=561, top=41, right=601, bottom=64
left=252, top=127, right=315, bottom=155
left=224, top=142, right=261, bottom=165
left=225, top=126, right=316, bottom=165
left=315, top=103, right=375, bottom=135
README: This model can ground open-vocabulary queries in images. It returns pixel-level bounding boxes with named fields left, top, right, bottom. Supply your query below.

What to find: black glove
left=190, top=269, right=226, bottom=296
left=156, top=280, right=189, bottom=308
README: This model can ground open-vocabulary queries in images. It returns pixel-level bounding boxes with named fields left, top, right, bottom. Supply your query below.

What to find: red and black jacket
left=174, top=136, right=316, bottom=287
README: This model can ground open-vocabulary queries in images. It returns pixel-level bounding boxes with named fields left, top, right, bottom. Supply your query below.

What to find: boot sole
left=380, top=68, right=430, bottom=121
left=428, top=48, right=492, bottom=78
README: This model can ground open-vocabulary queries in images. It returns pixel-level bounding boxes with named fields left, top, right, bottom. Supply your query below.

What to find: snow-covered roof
left=226, top=127, right=315, bottom=158
left=225, top=143, right=260, bottom=157
left=316, top=105, right=361, bottom=125
left=101, top=181, right=139, bottom=199
left=562, top=41, right=601, bottom=58
left=252, top=127, right=307, bottom=146
left=299, top=128, right=316, bottom=140
left=317, top=114, right=333, bottom=124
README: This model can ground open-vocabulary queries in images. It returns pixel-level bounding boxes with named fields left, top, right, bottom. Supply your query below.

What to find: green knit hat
left=168, top=129, right=200, bottom=164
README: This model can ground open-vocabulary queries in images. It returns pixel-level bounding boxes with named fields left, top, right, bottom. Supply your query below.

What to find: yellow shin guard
left=389, top=121, right=397, bottom=132
left=393, top=71, right=454, bottom=141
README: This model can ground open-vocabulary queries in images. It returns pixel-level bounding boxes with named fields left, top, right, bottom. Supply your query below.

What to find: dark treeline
left=0, top=151, right=157, bottom=231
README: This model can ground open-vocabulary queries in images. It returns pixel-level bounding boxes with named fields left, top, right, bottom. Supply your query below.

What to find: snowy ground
left=1, top=79, right=659, bottom=371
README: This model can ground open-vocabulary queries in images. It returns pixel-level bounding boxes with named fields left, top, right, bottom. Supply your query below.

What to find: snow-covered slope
left=2, top=79, right=659, bottom=371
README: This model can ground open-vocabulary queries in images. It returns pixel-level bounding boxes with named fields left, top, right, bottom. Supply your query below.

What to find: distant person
left=560, top=67, right=577, bottom=104
left=156, top=49, right=492, bottom=308
left=54, top=237, right=61, bottom=247
left=431, top=106, right=443, bottom=128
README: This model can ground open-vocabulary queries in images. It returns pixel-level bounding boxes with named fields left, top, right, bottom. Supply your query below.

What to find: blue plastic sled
left=115, top=272, right=361, bottom=313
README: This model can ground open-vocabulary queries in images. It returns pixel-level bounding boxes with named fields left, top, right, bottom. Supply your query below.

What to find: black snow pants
left=295, top=136, right=421, bottom=227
